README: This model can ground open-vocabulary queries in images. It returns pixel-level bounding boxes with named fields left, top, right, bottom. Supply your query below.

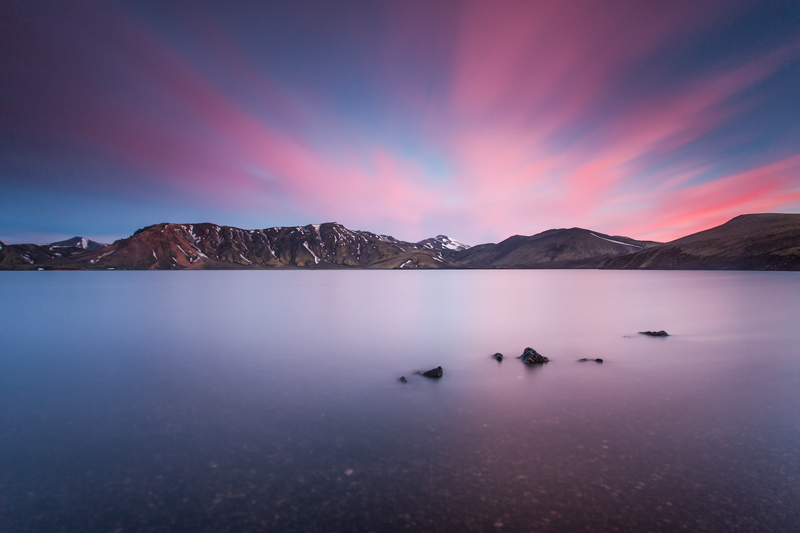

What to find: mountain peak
left=416, top=235, right=470, bottom=253
left=49, top=236, right=108, bottom=251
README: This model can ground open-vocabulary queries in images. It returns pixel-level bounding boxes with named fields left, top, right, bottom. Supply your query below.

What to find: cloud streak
left=1, top=1, right=799, bottom=243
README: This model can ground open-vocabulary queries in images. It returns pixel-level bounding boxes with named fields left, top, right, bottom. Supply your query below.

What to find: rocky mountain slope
left=28, top=222, right=457, bottom=270
left=601, top=214, right=800, bottom=270
left=452, top=228, right=661, bottom=268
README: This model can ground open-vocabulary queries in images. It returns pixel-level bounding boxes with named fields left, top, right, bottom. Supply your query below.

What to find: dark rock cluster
left=492, top=353, right=503, bottom=362
left=639, top=330, right=669, bottom=337
left=578, top=358, right=603, bottom=363
left=413, top=366, right=443, bottom=379
left=400, top=366, right=444, bottom=382
left=518, top=347, right=549, bottom=364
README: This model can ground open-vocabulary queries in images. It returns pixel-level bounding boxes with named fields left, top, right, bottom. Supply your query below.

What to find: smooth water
left=1, top=270, right=799, bottom=532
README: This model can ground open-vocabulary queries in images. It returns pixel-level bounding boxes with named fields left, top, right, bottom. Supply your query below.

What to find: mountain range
left=1, top=214, right=798, bottom=271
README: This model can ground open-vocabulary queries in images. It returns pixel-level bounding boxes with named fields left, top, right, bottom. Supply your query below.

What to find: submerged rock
left=578, top=358, right=603, bottom=363
left=518, top=347, right=549, bottom=364
left=418, top=366, right=443, bottom=378
left=399, top=376, right=407, bottom=383
left=492, top=352, right=504, bottom=362
left=639, top=330, right=669, bottom=337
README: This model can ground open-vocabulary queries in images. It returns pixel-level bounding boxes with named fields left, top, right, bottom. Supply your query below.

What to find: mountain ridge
left=71, top=222, right=455, bottom=270
left=1, top=214, right=797, bottom=271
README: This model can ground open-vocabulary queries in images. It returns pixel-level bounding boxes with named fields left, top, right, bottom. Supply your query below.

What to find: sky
left=2, top=0, right=799, bottom=245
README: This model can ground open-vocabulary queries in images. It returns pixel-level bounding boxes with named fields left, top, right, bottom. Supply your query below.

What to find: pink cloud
left=622, top=155, right=800, bottom=241
left=52, top=8, right=442, bottom=235
left=420, top=4, right=800, bottom=242
left=22, top=2, right=798, bottom=243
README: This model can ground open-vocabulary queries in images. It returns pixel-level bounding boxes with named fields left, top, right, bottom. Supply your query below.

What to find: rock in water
left=595, top=358, right=603, bottom=363
left=639, top=330, right=669, bottom=337
left=578, top=358, right=604, bottom=363
left=399, top=376, right=407, bottom=383
left=421, top=366, right=443, bottom=378
left=493, top=352, right=504, bottom=362
left=519, top=347, right=549, bottom=364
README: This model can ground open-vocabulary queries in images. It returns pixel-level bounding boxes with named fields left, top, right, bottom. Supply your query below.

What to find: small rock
left=519, top=347, right=549, bottom=364
left=399, top=376, right=407, bottom=383
left=577, top=358, right=589, bottom=362
left=595, top=358, right=603, bottom=363
left=418, top=366, right=443, bottom=378
left=639, top=330, right=669, bottom=337
left=577, top=358, right=603, bottom=363
left=492, top=352, right=504, bottom=362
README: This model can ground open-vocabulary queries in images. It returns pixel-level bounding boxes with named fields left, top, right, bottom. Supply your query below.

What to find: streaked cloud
left=1, top=1, right=798, bottom=243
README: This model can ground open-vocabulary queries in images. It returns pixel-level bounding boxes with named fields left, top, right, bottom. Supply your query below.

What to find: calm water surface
left=1, top=270, right=799, bottom=532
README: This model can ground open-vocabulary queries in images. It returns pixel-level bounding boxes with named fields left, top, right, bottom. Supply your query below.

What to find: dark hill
left=0, top=240, right=32, bottom=268
left=601, top=214, right=800, bottom=271
left=0, top=240, right=84, bottom=269
left=453, top=228, right=661, bottom=268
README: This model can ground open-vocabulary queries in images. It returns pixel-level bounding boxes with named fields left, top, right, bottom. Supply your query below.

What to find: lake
left=1, top=270, right=799, bottom=532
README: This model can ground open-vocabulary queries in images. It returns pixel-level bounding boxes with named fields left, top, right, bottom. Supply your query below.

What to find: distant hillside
left=49, top=236, right=108, bottom=251
left=601, top=214, right=800, bottom=270
left=0, top=236, right=111, bottom=270
left=0, top=240, right=31, bottom=268
left=452, top=228, right=661, bottom=268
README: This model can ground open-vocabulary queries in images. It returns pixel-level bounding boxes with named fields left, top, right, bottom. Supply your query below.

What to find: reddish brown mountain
left=72, top=222, right=454, bottom=270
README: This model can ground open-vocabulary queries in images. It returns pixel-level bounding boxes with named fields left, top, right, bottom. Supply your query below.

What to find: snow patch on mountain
left=303, top=241, right=321, bottom=264
left=416, top=235, right=470, bottom=252
left=589, top=233, right=642, bottom=248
